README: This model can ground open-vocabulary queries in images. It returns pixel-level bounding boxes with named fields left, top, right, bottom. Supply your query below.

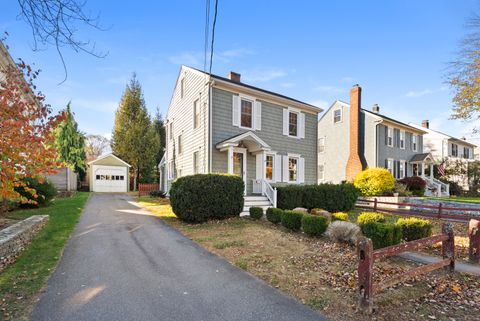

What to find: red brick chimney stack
left=345, top=85, right=364, bottom=181
left=227, top=71, right=241, bottom=83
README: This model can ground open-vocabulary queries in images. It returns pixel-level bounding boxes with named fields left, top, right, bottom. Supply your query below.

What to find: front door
left=232, top=150, right=247, bottom=193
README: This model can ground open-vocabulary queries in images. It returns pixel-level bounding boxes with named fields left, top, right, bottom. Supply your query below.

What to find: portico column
left=430, top=164, right=434, bottom=180
left=421, top=163, right=425, bottom=177
left=227, top=146, right=233, bottom=174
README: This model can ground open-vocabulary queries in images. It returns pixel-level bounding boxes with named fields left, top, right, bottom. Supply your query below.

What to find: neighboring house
left=409, top=121, right=477, bottom=189
left=88, top=154, right=131, bottom=193
left=159, top=66, right=322, bottom=214
left=317, top=85, right=448, bottom=196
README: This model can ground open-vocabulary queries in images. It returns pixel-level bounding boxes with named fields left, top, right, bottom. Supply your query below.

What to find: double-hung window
left=333, top=109, right=342, bottom=123
left=178, top=135, right=182, bottom=154
left=318, top=137, right=325, bottom=153
left=400, top=131, right=405, bottom=149
left=412, top=135, right=417, bottom=151
left=464, top=147, right=470, bottom=159
left=289, top=111, right=298, bottom=136
left=387, top=127, right=393, bottom=147
left=240, top=98, right=253, bottom=129
left=193, top=151, right=200, bottom=174
left=452, top=144, right=458, bottom=157
left=288, top=157, right=298, bottom=182
left=265, top=154, right=274, bottom=181
left=193, top=99, right=200, bottom=129
left=318, top=164, right=325, bottom=181
left=399, top=160, right=406, bottom=179
left=387, top=159, right=394, bottom=175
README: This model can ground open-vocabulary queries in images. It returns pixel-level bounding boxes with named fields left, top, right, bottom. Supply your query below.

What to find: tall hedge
left=169, top=174, right=244, bottom=223
left=276, top=183, right=359, bottom=212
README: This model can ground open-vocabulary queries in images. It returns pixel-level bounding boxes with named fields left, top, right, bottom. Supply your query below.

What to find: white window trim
left=400, top=130, right=405, bottom=149
left=318, top=137, right=326, bottom=153
left=387, top=158, right=394, bottom=175
left=265, top=152, right=276, bottom=182
left=177, top=134, right=183, bottom=155
left=387, top=127, right=393, bottom=147
left=193, top=151, right=199, bottom=174
left=287, top=153, right=301, bottom=183
left=238, top=94, right=256, bottom=130
left=333, top=108, right=342, bottom=124
left=287, top=109, right=300, bottom=138
left=399, top=159, right=406, bottom=179
left=412, top=134, right=417, bottom=152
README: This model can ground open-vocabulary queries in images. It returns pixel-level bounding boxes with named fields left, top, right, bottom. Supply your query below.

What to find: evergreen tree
left=111, top=74, right=160, bottom=189
left=54, top=102, right=86, bottom=177
left=153, top=107, right=166, bottom=164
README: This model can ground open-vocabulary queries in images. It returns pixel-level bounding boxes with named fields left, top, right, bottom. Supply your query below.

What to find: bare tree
left=16, top=0, right=108, bottom=83
left=85, top=134, right=110, bottom=161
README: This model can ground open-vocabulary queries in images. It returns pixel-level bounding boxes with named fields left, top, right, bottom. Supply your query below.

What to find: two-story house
left=317, top=85, right=448, bottom=196
left=159, top=66, right=322, bottom=214
left=409, top=121, right=477, bottom=189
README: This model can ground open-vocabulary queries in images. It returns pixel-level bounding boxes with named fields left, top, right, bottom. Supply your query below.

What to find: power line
left=209, top=0, right=219, bottom=75
left=203, top=0, right=210, bottom=73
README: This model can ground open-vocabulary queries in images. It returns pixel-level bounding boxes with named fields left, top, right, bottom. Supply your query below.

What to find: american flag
left=437, top=163, right=445, bottom=176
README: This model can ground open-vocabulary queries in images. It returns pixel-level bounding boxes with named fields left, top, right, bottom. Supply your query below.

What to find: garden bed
left=139, top=197, right=480, bottom=321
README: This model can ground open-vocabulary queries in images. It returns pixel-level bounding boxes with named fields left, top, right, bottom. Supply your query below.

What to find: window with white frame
left=240, top=98, right=253, bottom=129
left=399, top=160, right=406, bottom=179
left=318, top=164, right=325, bottom=181
left=178, top=135, right=182, bottom=154
left=333, top=109, right=342, bottom=123
left=289, top=111, right=298, bottom=136
left=464, top=147, right=471, bottom=159
left=400, top=131, right=405, bottom=149
left=387, top=159, right=394, bottom=175
left=318, top=137, right=325, bottom=153
left=387, top=127, right=393, bottom=147
left=168, top=161, right=174, bottom=179
left=180, top=78, right=185, bottom=98
left=288, top=157, right=298, bottom=182
left=412, top=134, right=417, bottom=151
left=265, top=154, right=274, bottom=181
left=193, top=151, right=200, bottom=174
left=193, top=99, right=200, bottom=129
left=451, top=143, right=458, bottom=157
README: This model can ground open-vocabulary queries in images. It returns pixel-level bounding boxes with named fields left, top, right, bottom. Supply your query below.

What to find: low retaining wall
left=408, top=199, right=480, bottom=218
left=357, top=196, right=422, bottom=210
left=0, top=215, right=49, bottom=271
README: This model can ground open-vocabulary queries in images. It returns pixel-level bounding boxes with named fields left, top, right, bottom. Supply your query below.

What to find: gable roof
left=88, top=153, right=131, bottom=167
left=409, top=123, right=477, bottom=147
left=184, top=66, right=322, bottom=114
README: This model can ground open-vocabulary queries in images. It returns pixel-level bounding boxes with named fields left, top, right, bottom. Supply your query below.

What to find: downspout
left=209, top=79, right=214, bottom=172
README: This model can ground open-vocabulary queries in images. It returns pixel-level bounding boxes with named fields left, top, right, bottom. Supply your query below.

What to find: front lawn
left=139, top=197, right=480, bottom=321
left=426, top=196, right=480, bottom=204
left=0, top=192, right=90, bottom=321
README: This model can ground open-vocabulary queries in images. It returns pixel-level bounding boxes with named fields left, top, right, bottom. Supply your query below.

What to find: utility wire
left=209, top=0, right=219, bottom=75
left=203, top=0, right=210, bottom=73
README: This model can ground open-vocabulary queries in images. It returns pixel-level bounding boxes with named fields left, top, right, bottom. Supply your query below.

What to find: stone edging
left=0, top=215, right=49, bottom=272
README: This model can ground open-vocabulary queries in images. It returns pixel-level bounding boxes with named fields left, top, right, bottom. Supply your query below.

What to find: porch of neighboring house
left=410, top=153, right=449, bottom=197
left=216, top=131, right=280, bottom=215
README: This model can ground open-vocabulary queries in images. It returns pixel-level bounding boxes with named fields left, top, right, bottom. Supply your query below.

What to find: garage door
left=92, top=165, right=128, bottom=192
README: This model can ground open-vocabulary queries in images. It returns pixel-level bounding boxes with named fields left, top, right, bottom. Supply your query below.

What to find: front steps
left=240, top=195, right=272, bottom=217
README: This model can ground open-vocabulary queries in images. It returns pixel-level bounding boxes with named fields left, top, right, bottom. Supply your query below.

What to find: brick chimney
left=372, top=104, right=380, bottom=114
left=422, top=120, right=429, bottom=129
left=345, top=85, right=364, bottom=181
left=227, top=71, right=241, bottom=83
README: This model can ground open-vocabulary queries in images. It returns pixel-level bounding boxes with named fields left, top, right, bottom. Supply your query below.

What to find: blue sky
left=1, top=1, right=479, bottom=142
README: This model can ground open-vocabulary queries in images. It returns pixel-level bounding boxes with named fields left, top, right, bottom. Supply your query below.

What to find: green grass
left=212, top=240, right=245, bottom=249
left=0, top=192, right=90, bottom=320
left=425, top=196, right=480, bottom=204
left=234, top=259, right=248, bottom=270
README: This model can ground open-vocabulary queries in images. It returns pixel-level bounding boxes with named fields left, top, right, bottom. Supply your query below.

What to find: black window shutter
left=385, top=126, right=388, bottom=145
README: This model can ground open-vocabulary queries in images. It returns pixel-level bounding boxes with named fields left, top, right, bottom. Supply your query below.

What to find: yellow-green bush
left=332, top=212, right=349, bottom=222
left=354, top=168, right=395, bottom=197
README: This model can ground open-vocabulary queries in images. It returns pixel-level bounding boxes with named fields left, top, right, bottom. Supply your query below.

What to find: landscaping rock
left=311, top=208, right=332, bottom=222
left=293, top=207, right=309, bottom=214
left=325, top=221, right=362, bottom=245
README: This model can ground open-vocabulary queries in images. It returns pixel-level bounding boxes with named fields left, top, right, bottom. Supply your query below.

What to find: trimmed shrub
left=354, top=168, right=395, bottom=196
left=302, top=214, right=328, bottom=236
left=399, top=176, right=426, bottom=196
left=249, top=207, right=263, bottom=220
left=266, top=208, right=283, bottom=224
left=149, top=190, right=166, bottom=198
left=362, top=222, right=402, bottom=249
left=276, top=183, right=359, bottom=212
left=396, top=217, right=433, bottom=241
left=169, top=174, right=244, bottom=223
left=14, top=177, right=57, bottom=207
left=357, top=212, right=385, bottom=225
left=326, top=221, right=362, bottom=244
left=281, top=210, right=303, bottom=231
left=332, top=212, right=349, bottom=222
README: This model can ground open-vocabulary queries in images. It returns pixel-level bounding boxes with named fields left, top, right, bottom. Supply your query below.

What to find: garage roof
left=88, top=153, right=131, bottom=167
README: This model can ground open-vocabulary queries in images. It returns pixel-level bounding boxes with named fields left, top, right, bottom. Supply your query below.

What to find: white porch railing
left=261, top=179, right=277, bottom=208
left=422, top=175, right=450, bottom=197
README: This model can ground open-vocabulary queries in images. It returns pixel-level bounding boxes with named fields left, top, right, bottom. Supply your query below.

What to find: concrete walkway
left=399, top=252, right=480, bottom=276
left=30, top=193, right=327, bottom=321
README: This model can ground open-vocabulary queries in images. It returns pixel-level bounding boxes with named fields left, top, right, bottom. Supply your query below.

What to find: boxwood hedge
left=169, top=174, right=244, bottom=223
left=276, top=183, right=359, bottom=212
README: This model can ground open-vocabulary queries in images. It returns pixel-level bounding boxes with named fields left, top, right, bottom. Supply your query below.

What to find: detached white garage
left=88, top=154, right=131, bottom=193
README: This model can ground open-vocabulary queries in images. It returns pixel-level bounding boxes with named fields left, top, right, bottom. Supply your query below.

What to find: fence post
left=441, top=223, right=455, bottom=272
left=438, top=203, right=443, bottom=219
left=357, top=237, right=374, bottom=314
left=469, top=219, right=480, bottom=264
left=373, top=198, right=377, bottom=212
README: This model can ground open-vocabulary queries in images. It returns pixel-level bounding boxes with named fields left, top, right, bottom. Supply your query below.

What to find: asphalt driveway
left=30, top=193, right=327, bottom=321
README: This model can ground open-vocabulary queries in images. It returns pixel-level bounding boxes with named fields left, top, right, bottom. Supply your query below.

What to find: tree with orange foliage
left=0, top=61, right=64, bottom=209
